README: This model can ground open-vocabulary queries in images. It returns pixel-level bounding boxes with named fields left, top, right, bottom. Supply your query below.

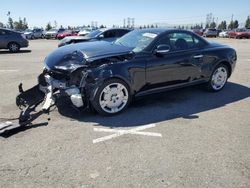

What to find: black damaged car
left=18, top=29, right=237, bottom=115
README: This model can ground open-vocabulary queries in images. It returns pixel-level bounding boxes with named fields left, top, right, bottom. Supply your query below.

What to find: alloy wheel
left=211, top=67, right=228, bottom=90
left=99, top=83, right=129, bottom=114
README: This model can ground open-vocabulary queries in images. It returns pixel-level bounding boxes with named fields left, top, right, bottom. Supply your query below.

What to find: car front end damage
left=0, top=41, right=133, bottom=134
left=37, top=67, right=88, bottom=110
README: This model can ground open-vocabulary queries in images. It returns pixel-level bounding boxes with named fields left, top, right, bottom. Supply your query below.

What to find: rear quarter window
left=0, top=30, right=13, bottom=35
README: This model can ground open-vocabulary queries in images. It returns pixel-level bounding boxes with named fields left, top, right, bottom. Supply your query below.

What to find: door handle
left=193, top=55, right=203, bottom=59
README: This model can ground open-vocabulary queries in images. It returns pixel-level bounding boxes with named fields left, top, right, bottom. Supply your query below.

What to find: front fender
left=84, top=65, right=133, bottom=101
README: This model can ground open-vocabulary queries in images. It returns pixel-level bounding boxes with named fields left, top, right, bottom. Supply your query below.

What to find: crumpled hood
left=45, top=41, right=132, bottom=71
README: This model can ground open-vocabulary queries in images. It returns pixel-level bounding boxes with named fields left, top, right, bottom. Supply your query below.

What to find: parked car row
left=228, top=29, right=250, bottom=39
left=192, top=28, right=250, bottom=39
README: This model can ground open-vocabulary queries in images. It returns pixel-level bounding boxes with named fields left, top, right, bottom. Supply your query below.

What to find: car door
left=146, top=31, right=206, bottom=88
left=0, top=29, right=10, bottom=48
left=33, top=29, right=39, bottom=38
left=0, top=29, right=5, bottom=48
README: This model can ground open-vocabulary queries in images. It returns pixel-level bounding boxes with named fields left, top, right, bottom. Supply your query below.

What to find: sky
left=0, top=0, right=249, bottom=28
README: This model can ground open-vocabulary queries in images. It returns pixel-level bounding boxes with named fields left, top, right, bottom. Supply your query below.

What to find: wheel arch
left=7, top=41, right=20, bottom=47
left=102, top=75, right=133, bottom=95
left=217, top=60, right=232, bottom=78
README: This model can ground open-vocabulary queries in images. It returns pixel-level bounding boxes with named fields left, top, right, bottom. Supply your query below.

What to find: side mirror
left=98, top=34, right=104, bottom=39
left=154, top=44, right=170, bottom=56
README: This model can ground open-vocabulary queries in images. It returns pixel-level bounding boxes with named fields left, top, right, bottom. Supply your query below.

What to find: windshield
left=236, top=29, right=246, bottom=32
left=114, top=30, right=158, bottom=52
left=25, top=29, right=32, bottom=32
left=86, top=30, right=102, bottom=38
left=49, top=29, right=58, bottom=32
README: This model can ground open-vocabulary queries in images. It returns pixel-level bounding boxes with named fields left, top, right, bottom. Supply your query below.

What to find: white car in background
left=24, top=29, right=34, bottom=39
left=78, top=28, right=93, bottom=36
left=219, top=30, right=229, bottom=38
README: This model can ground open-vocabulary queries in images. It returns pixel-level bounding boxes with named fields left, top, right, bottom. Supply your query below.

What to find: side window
left=167, top=32, right=205, bottom=51
left=103, top=30, right=116, bottom=38
left=116, top=30, right=129, bottom=37
left=155, top=35, right=171, bottom=48
left=0, top=30, right=11, bottom=35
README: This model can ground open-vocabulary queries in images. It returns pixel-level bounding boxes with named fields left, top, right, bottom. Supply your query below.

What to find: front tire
left=207, top=64, right=229, bottom=92
left=91, top=79, right=131, bottom=116
left=8, top=42, right=20, bottom=53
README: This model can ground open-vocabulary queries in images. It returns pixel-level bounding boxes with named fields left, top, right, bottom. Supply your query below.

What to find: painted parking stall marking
left=0, top=69, right=19, bottom=73
left=93, top=123, right=162, bottom=144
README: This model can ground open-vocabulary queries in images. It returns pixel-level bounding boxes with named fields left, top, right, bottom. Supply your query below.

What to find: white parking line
left=0, top=69, right=19, bottom=73
left=93, top=124, right=162, bottom=144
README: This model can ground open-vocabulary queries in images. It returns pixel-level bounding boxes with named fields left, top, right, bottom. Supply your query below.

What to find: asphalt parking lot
left=0, top=38, right=250, bottom=188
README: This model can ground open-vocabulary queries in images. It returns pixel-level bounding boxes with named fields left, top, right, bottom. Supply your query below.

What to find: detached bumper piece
left=16, top=84, right=45, bottom=108
left=0, top=121, right=22, bottom=134
left=0, top=84, right=48, bottom=135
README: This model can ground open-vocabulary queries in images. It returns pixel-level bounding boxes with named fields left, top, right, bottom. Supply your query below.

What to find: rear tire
left=91, top=79, right=131, bottom=116
left=206, top=64, right=229, bottom=92
left=8, top=42, right=20, bottom=53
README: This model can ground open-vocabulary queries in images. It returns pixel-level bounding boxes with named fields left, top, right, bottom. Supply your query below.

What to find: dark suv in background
left=0, top=28, right=29, bottom=52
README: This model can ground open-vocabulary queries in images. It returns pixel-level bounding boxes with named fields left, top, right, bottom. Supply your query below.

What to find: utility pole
left=127, top=17, right=131, bottom=28
left=131, top=18, right=135, bottom=28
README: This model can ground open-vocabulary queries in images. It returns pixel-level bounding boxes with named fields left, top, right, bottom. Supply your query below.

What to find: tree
left=23, top=17, right=28, bottom=29
left=218, top=21, right=227, bottom=30
left=150, top=24, right=154, bottom=28
left=54, top=20, right=57, bottom=28
left=228, top=20, right=234, bottom=30
left=46, top=22, right=52, bottom=31
left=13, top=17, right=28, bottom=30
left=209, top=22, right=216, bottom=29
left=233, top=20, right=239, bottom=29
left=228, top=20, right=239, bottom=29
left=0, top=22, right=4, bottom=28
left=245, top=16, right=250, bottom=29
left=8, top=17, right=14, bottom=29
left=99, top=24, right=105, bottom=28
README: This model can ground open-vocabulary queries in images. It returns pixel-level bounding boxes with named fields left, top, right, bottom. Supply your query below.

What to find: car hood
left=45, top=41, right=132, bottom=71
left=46, top=31, right=57, bottom=34
left=24, top=32, right=32, bottom=35
left=64, top=36, right=91, bottom=42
